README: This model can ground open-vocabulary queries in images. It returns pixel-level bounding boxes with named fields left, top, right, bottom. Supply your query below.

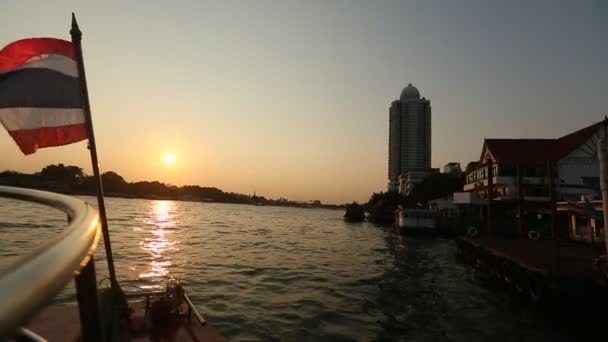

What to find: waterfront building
left=388, top=83, right=432, bottom=195
left=443, top=162, right=462, bottom=175
left=464, top=120, right=606, bottom=237
left=398, top=168, right=439, bottom=196
left=464, top=120, right=605, bottom=202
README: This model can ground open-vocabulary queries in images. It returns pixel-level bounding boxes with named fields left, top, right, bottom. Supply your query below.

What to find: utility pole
left=597, top=137, right=608, bottom=254
left=486, top=159, right=494, bottom=238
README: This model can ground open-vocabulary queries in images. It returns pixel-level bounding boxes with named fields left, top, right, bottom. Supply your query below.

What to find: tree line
left=0, top=164, right=336, bottom=208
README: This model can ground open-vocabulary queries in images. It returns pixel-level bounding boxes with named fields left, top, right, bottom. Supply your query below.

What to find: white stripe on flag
left=0, top=107, right=85, bottom=131
left=1, top=54, right=78, bottom=78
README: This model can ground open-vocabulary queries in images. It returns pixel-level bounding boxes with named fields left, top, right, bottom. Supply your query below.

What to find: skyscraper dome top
left=400, top=83, right=420, bottom=100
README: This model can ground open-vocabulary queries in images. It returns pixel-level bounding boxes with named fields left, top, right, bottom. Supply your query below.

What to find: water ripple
left=0, top=197, right=592, bottom=340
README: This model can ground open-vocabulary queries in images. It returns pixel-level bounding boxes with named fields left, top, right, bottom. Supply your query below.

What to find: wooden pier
left=457, top=237, right=608, bottom=305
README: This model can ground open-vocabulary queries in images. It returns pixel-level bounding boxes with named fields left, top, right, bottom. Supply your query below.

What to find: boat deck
left=24, top=301, right=225, bottom=341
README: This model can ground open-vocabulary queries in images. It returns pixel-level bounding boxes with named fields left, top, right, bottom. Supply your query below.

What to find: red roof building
left=464, top=120, right=605, bottom=202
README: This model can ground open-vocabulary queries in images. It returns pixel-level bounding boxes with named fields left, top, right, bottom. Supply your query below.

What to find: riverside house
left=463, top=120, right=606, bottom=237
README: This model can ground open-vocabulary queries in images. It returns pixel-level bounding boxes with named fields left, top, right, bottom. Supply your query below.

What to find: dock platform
left=457, top=237, right=608, bottom=303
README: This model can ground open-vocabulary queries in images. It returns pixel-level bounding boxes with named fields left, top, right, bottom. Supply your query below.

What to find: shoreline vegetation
left=0, top=164, right=343, bottom=210
left=363, top=172, right=464, bottom=223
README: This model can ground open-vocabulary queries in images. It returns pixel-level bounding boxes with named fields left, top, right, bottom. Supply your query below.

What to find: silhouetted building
left=398, top=168, right=439, bottom=195
left=443, top=162, right=462, bottom=174
left=388, top=83, right=432, bottom=195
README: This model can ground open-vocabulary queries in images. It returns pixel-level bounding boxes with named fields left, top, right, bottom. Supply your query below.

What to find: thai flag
left=0, top=38, right=87, bottom=155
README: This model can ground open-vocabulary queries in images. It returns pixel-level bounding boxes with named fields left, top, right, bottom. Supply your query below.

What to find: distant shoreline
left=1, top=183, right=344, bottom=210
left=1, top=165, right=346, bottom=210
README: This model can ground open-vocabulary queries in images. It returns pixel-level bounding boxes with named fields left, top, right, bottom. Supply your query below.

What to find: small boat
left=344, top=202, right=365, bottom=222
left=0, top=186, right=225, bottom=341
left=395, top=208, right=438, bottom=236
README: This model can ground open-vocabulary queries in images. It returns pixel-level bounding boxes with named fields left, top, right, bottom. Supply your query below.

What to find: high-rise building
left=388, top=83, right=432, bottom=194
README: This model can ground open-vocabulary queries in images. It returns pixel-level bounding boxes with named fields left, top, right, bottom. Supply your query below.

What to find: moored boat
left=395, top=208, right=438, bottom=236
left=344, top=202, right=365, bottom=222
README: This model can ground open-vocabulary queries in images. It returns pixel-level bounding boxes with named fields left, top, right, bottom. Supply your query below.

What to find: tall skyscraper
left=388, top=83, right=432, bottom=194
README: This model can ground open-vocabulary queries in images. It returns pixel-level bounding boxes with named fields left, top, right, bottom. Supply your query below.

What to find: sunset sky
left=1, top=1, right=607, bottom=203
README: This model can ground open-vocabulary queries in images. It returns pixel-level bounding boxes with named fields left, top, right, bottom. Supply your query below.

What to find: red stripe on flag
left=0, top=38, right=75, bottom=72
left=8, top=123, right=88, bottom=155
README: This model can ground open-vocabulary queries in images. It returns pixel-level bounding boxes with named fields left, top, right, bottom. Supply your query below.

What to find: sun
left=163, top=153, right=176, bottom=165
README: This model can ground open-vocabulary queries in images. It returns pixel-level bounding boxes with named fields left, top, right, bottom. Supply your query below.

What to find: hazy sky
left=1, top=0, right=607, bottom=203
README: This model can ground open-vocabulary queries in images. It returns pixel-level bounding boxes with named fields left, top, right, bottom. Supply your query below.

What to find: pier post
left=517, top=164, right=525, bottom=238
left=487, top=160, right=494, bottom=238
left=547, top=161, right=557, bottom=240
left=597, top=138, right=608, bottom=253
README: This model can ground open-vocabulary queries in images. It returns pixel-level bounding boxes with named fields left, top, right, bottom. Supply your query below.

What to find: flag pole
left=70, top=13, right=120, bottom=290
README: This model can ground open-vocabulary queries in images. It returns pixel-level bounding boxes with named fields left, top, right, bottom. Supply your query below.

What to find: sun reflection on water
left=138, top=200, right=179, bottom=280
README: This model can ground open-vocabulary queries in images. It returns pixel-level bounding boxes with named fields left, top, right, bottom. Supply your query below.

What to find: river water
left=0, top=196, right=589, bottom=341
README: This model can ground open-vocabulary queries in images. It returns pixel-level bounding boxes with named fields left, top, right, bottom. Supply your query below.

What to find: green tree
left=365, top=191, right=411, bottom=223
left=100, top=171, right=128, bottom=193
left=39, top=164, right=86, bottom=187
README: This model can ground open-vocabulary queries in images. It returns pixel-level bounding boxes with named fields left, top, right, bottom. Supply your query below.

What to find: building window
left=500, top=165, right=516, bottom=176
left=527, top=165, right=545, bottom=177
left=525, top=185, right=545, bottom=197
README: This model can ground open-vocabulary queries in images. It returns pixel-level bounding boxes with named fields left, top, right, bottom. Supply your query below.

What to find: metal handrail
left=14, top=327, right=47, bottom=342
left=184, top=293, right=206, bottom=326
left=0, top=185, right=101, bottom=337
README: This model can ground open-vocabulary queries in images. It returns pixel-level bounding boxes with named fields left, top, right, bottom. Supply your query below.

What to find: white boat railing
left=0, top=186, right=102, bottom=340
